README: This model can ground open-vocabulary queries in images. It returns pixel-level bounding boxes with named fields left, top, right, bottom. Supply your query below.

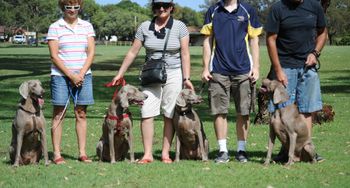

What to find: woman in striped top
left=47, top=0, right=95, bottom=164
left=111, top=0, right=194, bottom=164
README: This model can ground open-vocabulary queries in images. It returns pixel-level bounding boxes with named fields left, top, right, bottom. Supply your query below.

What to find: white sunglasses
left=64, top=5, right=80, bottom=11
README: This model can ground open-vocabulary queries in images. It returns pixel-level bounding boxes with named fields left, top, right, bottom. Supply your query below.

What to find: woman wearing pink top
left=47, top=0, right=95, bottom=164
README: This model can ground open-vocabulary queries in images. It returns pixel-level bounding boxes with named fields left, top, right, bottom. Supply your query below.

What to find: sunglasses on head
left=64, top=5, right=80, bottom=11
left=153, top=3, right=172, bottom=10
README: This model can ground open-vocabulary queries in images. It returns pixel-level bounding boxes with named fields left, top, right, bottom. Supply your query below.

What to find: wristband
left=312, top=49, right=321, bottom=58
left=183, top=78, right=190, bottom=82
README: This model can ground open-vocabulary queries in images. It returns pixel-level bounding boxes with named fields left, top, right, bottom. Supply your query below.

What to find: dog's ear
left=118, top=86, right=129, bottom=108
left=19, top=81, right=29, bottom=99
left=176, top=92, right=186, bottom=107
left=273, top=85, right=289, bottom=104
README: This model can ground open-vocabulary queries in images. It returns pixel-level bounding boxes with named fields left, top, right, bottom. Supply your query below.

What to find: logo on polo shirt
left=307, top=14, right=315, bottom=19
left=237, top=16, right=245, bottom=22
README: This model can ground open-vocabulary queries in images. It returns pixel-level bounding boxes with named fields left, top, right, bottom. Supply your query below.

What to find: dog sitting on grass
left=9, top=80, right=49, bottom=167
left=96, top=84, right=147, bottom=163
left=172, top=89, right=209, bottom=162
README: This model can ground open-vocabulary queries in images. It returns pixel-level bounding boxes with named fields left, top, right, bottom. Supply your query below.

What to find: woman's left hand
left=184, top=80, right=194, bottom=90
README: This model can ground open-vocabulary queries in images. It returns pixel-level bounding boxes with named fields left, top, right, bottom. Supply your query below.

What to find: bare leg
left=51, top=106, right=66, bottom=161
left=140, top=117, right=154, bottom=161
left=214, top=114, right=227, bottom=140
left=236, top=114, right=250, bottom=141
left=161, top=116, right=174, bottom=159
left=75, top=105, right=90, bottom=162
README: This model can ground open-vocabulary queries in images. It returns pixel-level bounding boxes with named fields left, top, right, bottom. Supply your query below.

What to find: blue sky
left=95, top=0, right=204, bottom=11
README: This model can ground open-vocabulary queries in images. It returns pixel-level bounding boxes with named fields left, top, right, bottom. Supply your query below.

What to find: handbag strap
left=162, top=28, right=171, bottom=60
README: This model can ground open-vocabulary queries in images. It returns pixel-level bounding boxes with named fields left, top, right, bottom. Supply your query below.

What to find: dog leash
left=51, top=84, right=80, bottom=131
left=198, top=82, right=206, bottom=95
left=104, top=78, right=126, bottom=99
left=301, top=57, right=321, bottom=78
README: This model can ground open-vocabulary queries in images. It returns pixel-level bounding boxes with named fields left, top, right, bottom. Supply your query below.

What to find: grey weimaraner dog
left=261, top=79, right=316, bottom=166
left=9, top=80, right=49, bottom=167
left=173, top=89, right=209, bottom=162
left=96, top=84, right=147, bottom=163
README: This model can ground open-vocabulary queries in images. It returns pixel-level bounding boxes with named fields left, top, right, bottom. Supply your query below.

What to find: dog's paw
left=45, top=160, right=50, bottom=166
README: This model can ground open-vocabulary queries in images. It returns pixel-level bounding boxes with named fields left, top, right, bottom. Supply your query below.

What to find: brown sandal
left=137, top=158, right=153, bottom=164
left=161, top=157, right=173, bottom=164
left=53, top=157, right=65, bottom=165
left=78, top=156, right=92, bottom=163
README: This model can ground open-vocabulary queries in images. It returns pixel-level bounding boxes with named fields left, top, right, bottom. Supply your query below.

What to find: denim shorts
left=208, top=73, right=252, bottom=116
left=51, top=74, right=94, bottom=106
left=268, top=67, right=322, bottom=113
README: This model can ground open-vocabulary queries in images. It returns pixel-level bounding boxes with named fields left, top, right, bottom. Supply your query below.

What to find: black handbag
left=139, top=28, right=171, bottom=86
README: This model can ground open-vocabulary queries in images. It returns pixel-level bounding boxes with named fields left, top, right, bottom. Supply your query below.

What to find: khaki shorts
left=208, top=73, right=252, bottom=116
left=141, top=68, right=182, bottom=118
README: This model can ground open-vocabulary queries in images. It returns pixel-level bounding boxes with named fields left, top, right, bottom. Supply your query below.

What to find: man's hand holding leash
left=201, top=69, right=212, bottom=83
left=249, top=67, right=259, bottom=84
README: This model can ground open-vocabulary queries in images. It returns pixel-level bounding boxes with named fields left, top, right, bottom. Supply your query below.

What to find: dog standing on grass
left=173, top=89, right=209, bottom=162
left=96, top=84, right=147, bottom=163
left=9, top=80, right=49, bottom=167
left=261, top=79, right=316, bottom=166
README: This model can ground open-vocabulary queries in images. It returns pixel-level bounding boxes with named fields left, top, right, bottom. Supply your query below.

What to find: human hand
left=249, top=68, right=259, bottom=83
left=276, top=70, right=288, bottom=86
left=201, top=70, right=212, bottom=83
left=305, top=53, right=318, bottom=68
left=184, top=80, right=194, bottom=90
left=111, top=73, right=124, bottom=86
left=70, top=73, right=84, bottom=87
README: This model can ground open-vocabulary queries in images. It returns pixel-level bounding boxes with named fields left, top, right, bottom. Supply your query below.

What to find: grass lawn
left=0, top=44, right=349, bottom=187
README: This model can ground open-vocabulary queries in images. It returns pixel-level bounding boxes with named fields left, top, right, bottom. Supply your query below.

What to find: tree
left=199, top=0, right=219, bottom=11
left=326, top=0, right=350, bottom=45
left=173, top=6, right=203, bottom=27
left=94, top=4, right=150, bottom=41
left=0, top=1, right=16, bottom=38
left=13, top=0, right=57, bottom=46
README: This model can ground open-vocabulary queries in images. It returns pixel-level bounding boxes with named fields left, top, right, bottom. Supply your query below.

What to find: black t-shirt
left=265, top=0, right=326, bottom=68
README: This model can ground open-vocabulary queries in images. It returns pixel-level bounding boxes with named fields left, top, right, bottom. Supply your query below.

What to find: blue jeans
left=268, top=67, right=322, bottom=113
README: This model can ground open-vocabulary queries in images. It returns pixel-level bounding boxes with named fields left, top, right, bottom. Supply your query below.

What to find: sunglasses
left=64, top=5, right=80, bottom=11
left=153, top=3, right=172, bottom=10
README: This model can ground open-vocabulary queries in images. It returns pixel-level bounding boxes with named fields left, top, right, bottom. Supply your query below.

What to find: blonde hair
left=58, top=0, right=83, bottom=11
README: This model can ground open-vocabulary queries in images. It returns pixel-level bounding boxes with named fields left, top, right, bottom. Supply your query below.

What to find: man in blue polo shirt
left=265, top=0, right=327, bottom=162
left=201, top=0, right=262, bottom=163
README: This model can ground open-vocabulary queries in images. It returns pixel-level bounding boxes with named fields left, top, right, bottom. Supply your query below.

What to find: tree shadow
left=0, top=54, right=50, bottom=81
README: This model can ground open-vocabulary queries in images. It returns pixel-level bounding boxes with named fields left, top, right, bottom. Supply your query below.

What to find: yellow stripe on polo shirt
left=200, top=23, right=213, bottom=36
left=248, top=25, right=263, bottom=38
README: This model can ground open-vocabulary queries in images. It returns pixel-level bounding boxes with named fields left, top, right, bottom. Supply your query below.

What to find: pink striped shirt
left=47, top=18, right=95, bottom=76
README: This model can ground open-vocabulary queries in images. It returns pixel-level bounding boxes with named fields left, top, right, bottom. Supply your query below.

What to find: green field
left=0, top=45, right=349, bottom=187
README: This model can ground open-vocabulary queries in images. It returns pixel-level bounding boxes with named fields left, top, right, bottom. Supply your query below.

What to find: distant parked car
left=28, top=37, right=36, bottom=45
left=13, top=35, right=26, bottom=44
left=109, top=35, right=118, bottom=42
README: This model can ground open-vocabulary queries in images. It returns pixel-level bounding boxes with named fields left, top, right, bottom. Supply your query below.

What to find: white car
left=13, top=35, right=26, bottom=44
left=109, top=35, right=118, bottom=42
